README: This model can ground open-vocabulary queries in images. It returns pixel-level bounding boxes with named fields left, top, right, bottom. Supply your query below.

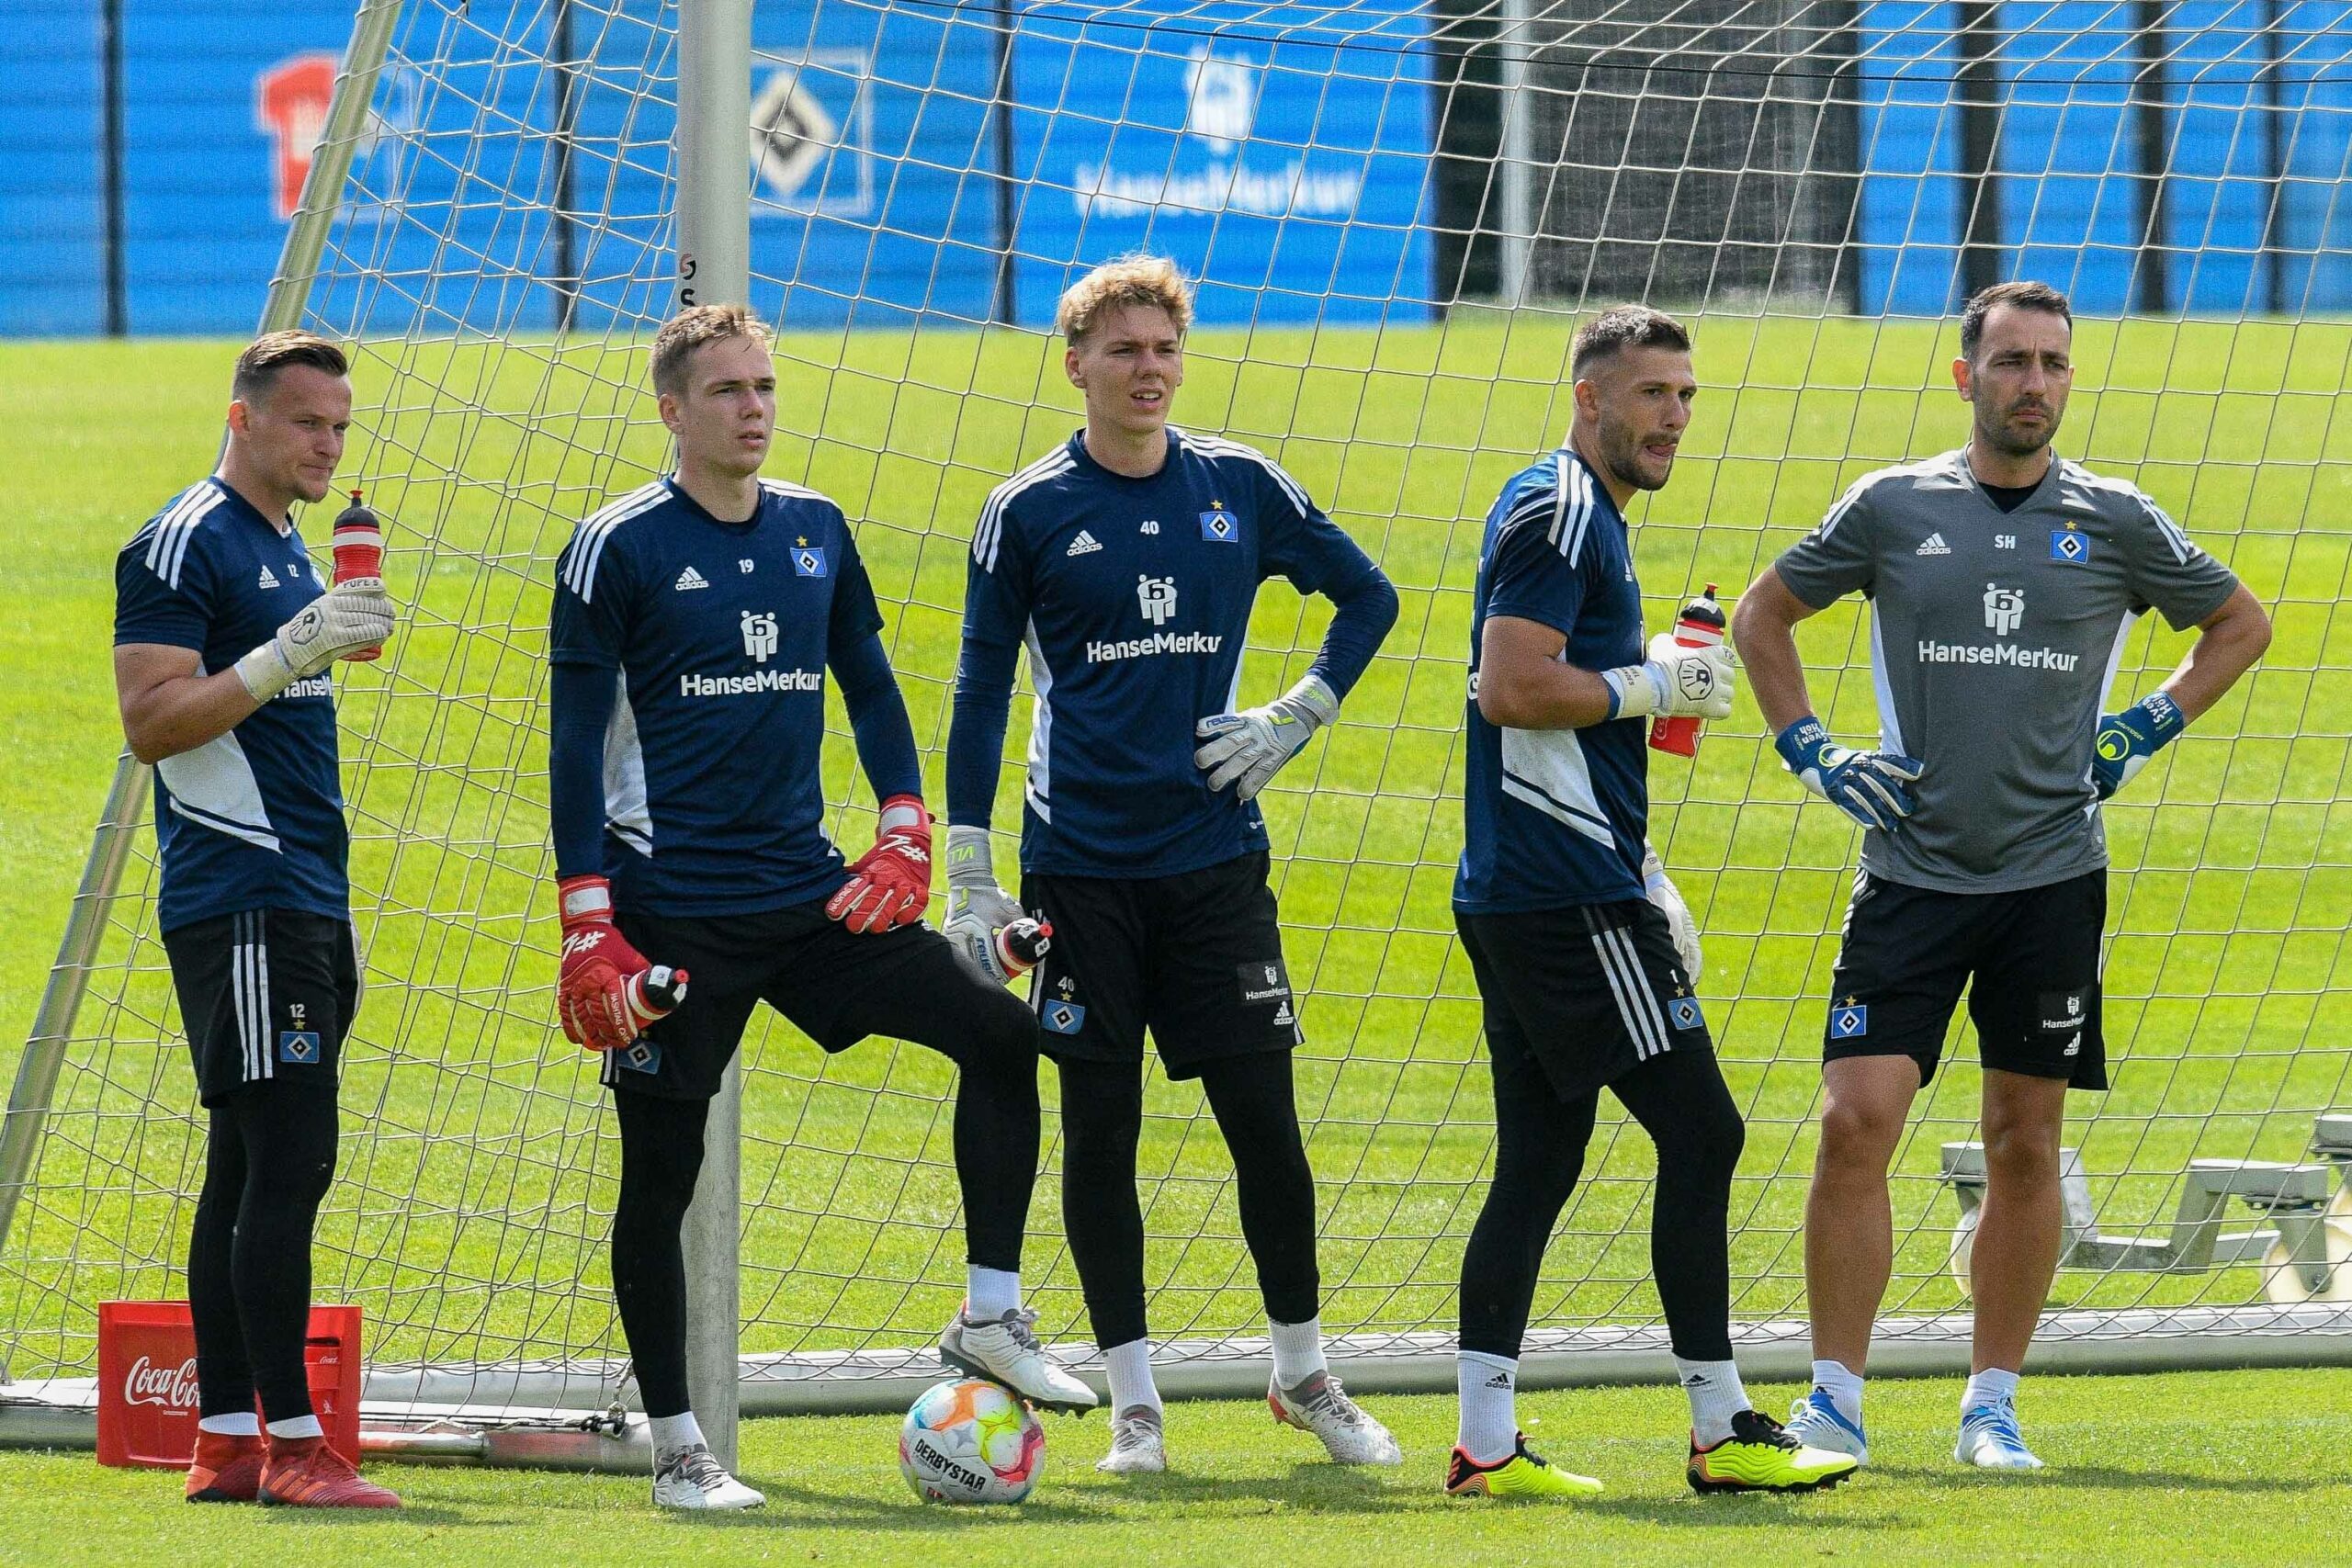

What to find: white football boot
left=1955, top=1400, right=2046, bottom=1471
left=939, top=1305, right=1100, bottom=1413
left=1268, top=1370, right=1403, bottom=1465
left=1095, top=1405, right=1169, bottom=1474
left=651, top=1443, right=765, bottom=1510
left=1786, top=1386, right=1871, bottom=1465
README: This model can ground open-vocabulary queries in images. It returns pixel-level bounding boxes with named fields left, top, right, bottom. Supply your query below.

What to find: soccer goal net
left=5, top=0, right=2349, bottom=1453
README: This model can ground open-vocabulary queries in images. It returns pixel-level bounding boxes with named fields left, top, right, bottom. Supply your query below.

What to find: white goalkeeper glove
left=944, top=825, right=1035, bottom=987
left=1641, top=841, right=1703, bottom=982
left=234, top=579, right=394, bottom=701
left=1194, top=673, right=1340, bottom=801
left=1601, top=634, right=1737, bottom=722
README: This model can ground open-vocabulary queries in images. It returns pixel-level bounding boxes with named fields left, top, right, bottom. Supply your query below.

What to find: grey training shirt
left=1773, top=449, right=2238, bottom=894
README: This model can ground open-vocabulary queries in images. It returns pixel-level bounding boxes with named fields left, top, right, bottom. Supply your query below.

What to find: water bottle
left=1648, top=584, right=1726, bottom=758
left=330, top=490, right=385, bottom=663
left=635, top=964, right=689, bottom=1017
left=994, top=918, right=1053, bottom=980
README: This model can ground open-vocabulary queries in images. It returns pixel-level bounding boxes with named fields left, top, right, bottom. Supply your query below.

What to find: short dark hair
left=232, top=330, right=349, bottom=402
left=1960, top=280, right=2072, bottom=361
left=1570, top=305, right=1691, bottom=378
left=650, top=303, right=774, bottom=398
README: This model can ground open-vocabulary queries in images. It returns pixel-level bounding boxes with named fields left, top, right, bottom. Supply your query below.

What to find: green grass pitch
left=1, top=1373, right=2348, bottom=1565
left=0, top=328, right=2345, bottom=1562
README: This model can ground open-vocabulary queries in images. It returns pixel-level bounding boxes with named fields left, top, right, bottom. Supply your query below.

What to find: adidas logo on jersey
left=256, top=565, right=280, bottom=589
left=1916, top=533, right=1951, bottom=556
left=674, top=566, right=710, bottom=592
left=1066, top=530, right=1102, bottom=556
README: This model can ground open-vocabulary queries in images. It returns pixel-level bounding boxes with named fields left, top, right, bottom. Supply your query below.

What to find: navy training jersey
left=549, top=476, right=885, bottom=916
left=965, top=427, right=1380, bottom=877
left=114, top=478, right=349, bottom=933
left=1455, top=448, right=1652, bottom=914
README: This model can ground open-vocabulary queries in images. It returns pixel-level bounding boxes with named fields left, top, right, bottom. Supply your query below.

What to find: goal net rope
left=4, top=0, right=2347, bottom=1427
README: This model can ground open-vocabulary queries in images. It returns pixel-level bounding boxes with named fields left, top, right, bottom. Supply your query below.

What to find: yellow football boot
left=1687, top=1408, right=1859, bottom=1495
left=1443, top=1435, right=1603, bottom=1499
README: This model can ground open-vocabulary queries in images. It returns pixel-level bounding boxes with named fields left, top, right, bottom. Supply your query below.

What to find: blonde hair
left=1055, top=254, right=1194, bottom=344
left=650, top=303, right=774, bottom=397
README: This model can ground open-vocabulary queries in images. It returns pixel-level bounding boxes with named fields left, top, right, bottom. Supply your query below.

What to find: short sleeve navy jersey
left=1454, top=449, right=1651, bottom=914
left=549, top=477, right=885, bottom=917
left=114, top=478, right=348, bottom=933
left=965, top=427, right=1378, bottom=877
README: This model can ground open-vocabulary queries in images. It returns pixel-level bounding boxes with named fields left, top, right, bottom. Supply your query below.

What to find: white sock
left=1675, top=1357, right=1749, bottom=1447
left=265, top=1415, right=324, bottom=1440
left=1103, top=1338, right=1161, bottom=1417
left=1455, top=1350, right=1519, bottom=1464
left=967, top=1266, right=1020, bottom=1321
left=198, top=1413, right=260, bottom=1437
left=1269, top=1315, right=1328, bottom=1388
left=1962, top=1368, right=2020, bottom=1412
left=649, top=1410, right=706, bottom=1454
left=1812, top=1358, right=1865, bottom=1425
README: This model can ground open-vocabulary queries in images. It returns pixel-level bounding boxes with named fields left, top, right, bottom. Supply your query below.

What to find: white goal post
left=3, top=0, right=2348, bottom=1470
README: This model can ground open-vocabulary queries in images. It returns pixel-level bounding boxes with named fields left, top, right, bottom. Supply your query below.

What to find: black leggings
left=1057, top=1051, right=1318, bottom=1350
left=1459, top=1044, right=1746, bottom=1362
left=610, top=986, right=1042, bottom=1418
left=189, top=1086, right=340, bottom=1424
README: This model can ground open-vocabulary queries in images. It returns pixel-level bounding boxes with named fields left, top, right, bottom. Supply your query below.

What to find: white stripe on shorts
left=1584, top=908, right=1668, bottom=1060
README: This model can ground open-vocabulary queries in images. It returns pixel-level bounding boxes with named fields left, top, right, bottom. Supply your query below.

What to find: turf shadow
left=1582, top=1493, right=1902, bottom=1532
left=670, top=1463, right=1411, bottom=1529
left=254, top=1502, right=481, bottom=1527
left=1862, top=1462, right=2342, bottom=1495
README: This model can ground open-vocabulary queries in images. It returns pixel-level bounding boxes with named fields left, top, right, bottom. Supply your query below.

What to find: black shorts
left=1455, top=899, right=1713, bottom=1103
left=1824, top=868, right=2107, bottom=1090
left=1021, top=851, right=1301, bottom=1080
left=163, top=908, right=358, bottom=1107
left=607, top=899, right=1035, bottom=1100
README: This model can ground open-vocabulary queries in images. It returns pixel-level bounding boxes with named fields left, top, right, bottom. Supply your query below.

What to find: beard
left=1975, top=396, right=2063, bottom=458
left=1600, top=422, right=1672, bottom=493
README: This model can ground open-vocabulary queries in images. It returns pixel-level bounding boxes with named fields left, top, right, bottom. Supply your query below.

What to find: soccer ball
left=898, top=1378, right=1045, bottom=1504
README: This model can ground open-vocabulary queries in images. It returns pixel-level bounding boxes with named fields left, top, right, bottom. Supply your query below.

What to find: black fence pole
left=1428, top=0, right=1503, bottom=309
left=101, top=0, right=126, bottom=336
left=1955, top=2, right=2002, bottom=305
left=1828, top=0, right=1865, bottom=314
left=551, top=0, right=579, bottom=333
left=990, top=0, right=1017, bottom=326
left=2132, top=0, right=2170, bottom=313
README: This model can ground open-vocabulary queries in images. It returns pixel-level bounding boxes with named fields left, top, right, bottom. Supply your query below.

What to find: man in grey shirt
left=1733, top=281, right=2272, bottom=1473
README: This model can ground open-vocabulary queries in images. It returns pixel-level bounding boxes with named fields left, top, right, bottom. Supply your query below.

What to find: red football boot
left=185, top=1429, right=264, bottom=1503
left=257, top=1435, right=401, bottom=1508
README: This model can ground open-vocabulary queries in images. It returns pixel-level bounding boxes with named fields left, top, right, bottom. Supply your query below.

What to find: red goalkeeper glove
left=556, top=874, right=686, bottom=1052
left=825, top=795, right=933, bottom=934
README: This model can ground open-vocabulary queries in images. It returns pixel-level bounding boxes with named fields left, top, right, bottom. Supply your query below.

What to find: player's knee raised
left=971, top=987, right=1042, bottom=1066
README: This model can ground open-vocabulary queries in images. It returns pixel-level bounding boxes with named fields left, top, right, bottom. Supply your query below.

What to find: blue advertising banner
left=2, top=3, right=1430, bottom=336
left=0, top=6, right=107, bottom=335
left=1005, top=1, right=1436, bottom=327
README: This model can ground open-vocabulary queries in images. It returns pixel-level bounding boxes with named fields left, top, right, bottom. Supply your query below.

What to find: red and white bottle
left=1648, top=584, right=1726, bottom=758
left=330, top=489, right=385, bottom=662
left=993, top=917, right=1053, bottom=980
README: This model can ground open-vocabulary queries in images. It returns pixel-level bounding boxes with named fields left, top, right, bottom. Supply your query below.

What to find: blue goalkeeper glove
left=2091, top=692, right=2185, bottom=801
left=1774, top=716, right=1924, bottom=833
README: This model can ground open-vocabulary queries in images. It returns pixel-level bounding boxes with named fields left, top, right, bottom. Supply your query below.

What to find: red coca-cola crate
left=96, top=1301, right=363, bottom=1469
